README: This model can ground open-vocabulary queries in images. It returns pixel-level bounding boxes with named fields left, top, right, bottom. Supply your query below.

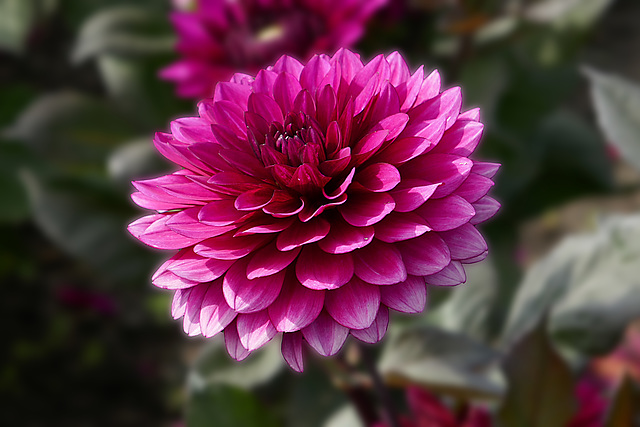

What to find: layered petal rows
left=129, top=49, right=500, bottom=371
left=161, top=0, right=388, bottom=98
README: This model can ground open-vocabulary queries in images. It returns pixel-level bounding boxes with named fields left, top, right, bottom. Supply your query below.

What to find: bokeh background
left=2, top=0, right=640, bottom=426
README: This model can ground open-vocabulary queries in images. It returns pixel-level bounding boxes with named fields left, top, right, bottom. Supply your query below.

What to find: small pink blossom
left=129, top=49, right=499, bottom=370
left=160, top=0, right=389, bottom=98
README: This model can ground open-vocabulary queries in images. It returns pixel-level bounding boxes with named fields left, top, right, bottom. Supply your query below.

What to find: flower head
left=160, top=0, right=388, bottom=98
left=129, top=49, right=500, bottom=371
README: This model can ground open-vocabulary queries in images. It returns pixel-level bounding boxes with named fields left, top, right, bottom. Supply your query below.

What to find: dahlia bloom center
left=130, top=49, right=500, bottom=372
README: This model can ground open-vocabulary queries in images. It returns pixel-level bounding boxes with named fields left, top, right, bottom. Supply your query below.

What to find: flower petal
left=374, top=212, right=431, bottom=243
left=246, top=241, right=301, bottom=279
left=282, top=332, right=305, bottom=373
left=296, top=245, right=354, bottom=290
left=339, top=192, right=395, bottom=227
left=222, top=258, right=285, bottom=313
left=302, top=311, right=349, bottom=357
left=397, top=233, right=451, bottom=276
left=237, top=310, right=277, bottom=352
left=439, top=224, right=487, bottom=261
left=225, top=320, right=251, bottom=361
left=317, top=218, right=374, bottom=254
left=417, top=194, right=475, bottom=232
left=325, top=277, right=380, bottom=329
left=351, top=306, right=389, bottom=344
left=268, top=273, right=325, bottom=332
left=276, top=217, right=330, bottom=251
left=425, top=261, right=466, bottom=286
left=200, top=281, right=237, bottom=337
left=380, top=275, right=427, bottom=314
left=353, top=240, right=407, bottom=285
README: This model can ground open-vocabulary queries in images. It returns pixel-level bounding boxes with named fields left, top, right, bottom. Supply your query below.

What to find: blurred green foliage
left=2, top=0, right=640, bottom=426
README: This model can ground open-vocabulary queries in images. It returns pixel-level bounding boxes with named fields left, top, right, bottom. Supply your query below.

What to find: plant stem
left=359, top=343, right=400, bottom=427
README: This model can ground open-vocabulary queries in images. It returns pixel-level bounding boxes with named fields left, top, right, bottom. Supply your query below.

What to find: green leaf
left=378, top=325, right=504, bottom=399
left=22, top=171, right=154, bottom=283
left=3, top=91, right=137, bottom=171
left=188, top=338, right=284, bottom=391
left=604, top=376, right=640, bottom=427
left=187, top=384, right=280, bottom=427
left=583, top=66, right=640, bottom=171
left=503, top=214, right=640, bottom=355
left=0, top=141, right=39, bottom=222
left=497, top=320, right=575, bottom=427
left=524, top=0, right=614, bottom=30
left=72, top=6, right=174, bottom=63
left=0, top=0, right=54, bottom=53
left=431, top=257, right=498, bottom=342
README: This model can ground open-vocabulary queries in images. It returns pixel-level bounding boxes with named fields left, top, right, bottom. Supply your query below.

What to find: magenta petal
left=153, top=270, right=198, bottom=289
left=470, top=197, right=501, bottom=224
left=194, top=233, right=270, bottom=260
left=268, top=273, right=324, bottom=332
left=339, top=192, right=395, bottom=227
left=351, top=306, right=389, bottom=344
left=374, top=212, right=431, bottom=243
left=222, top=258, right=284, bottom=313
left=160, top=248, right=234, bottom=282
left=234, top=217, right=295, bottom=236
left=296, top=245, right=354, bottom=290
left=248, top=92, right=283, bottom=124
left=398, top=233, right=451, bottom=276
left=455, top=173, right=494, bottom=203
left=234, top=188, right=274, bottom=211
left=166, top=207, right=236, bottom=239
left=458, top=107, right=481, bottom=121
left=425, top=261, right=466, bottom=286
left=237, top=310, right=277, bottom=352
left=353, top=240, right=406, bottom=285
left=274, top=72, right=303, bottom=114
left=225, top=320, right=251, bottom=361
left=246, top=242, right=300, bottom=279
left=200, top=281, right=237, bottom=337
left=281, top=332, right=305, bottom=373
left=128, top=214, right=203, bottom=249
left=317, top=218, right=374, bottom=254
left=402, top=154, right=472, bottom=198
left=301, top=311, right=349, bottom=357
left=433, top=120, right=484, bottom=157
left=439, top=224, right=487, bottom=260
left=172, top=288, right=190, bottom=319
left=380, top=276, right=427, bottom=314
left=355, top=163, right=401, bottom=192
left=325, top=277, right=380, bottom=329
left=391, top=181, right=440, bottom=213
left=199, top=198, right=252, bottom=226
left=276, top=217, right=330, bottom=251
left=417, top=194, right=475, bottom=232
left=184, top=284, right=208, bottom=336
left=472, top=162, right=500, bottom=179
left=376, top=136, right=435, bottom=165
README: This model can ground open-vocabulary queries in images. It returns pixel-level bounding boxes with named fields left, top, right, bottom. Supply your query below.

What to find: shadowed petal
left=417, top=194, right=475, bottom=231
left=237, top=310, right=277, bottom=351
left=391, top=181, right=440, bottom=212
left=326, top=277, right=380, bottom=329
left=351, top=306, right=389, bottom=344
left=222, top=258, right=285, bottom=313
left=380, top=275, right=427, bottom=313
left=339, top=192, right=395, bottom=227
left=296, top=245, right=354, bottom=290
left=353, top=240, right=406, bottom=285
left=374, top=212, right=431, bottom=243
left=276, top=217, right=330, bottom=251
left=200, top=281, right=237, bottom=337
left=439, top=224, right=487, bottom=260
left=397, top=233, right=450, bottom=276
left=268, top=273, right=325, bottom=332
left=302, top=311, right=349, bottom=357
left=471, top=197, right=501, bottom=224
left=355, top=163, right=401, bottom=192
left=225, top=320, right=251, bottom=361
left=246, top=241, right=301, bottom=279
left=317, top=218, right=374, bottom=254
left=282, top=332, right=305, bottom=373
left=425, top=261, right=466, bottom=286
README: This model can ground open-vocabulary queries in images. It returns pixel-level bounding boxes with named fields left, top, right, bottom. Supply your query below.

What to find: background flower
left=129, top=49, right=499, bottom=370
left=160, top=0, right=388, bottom=98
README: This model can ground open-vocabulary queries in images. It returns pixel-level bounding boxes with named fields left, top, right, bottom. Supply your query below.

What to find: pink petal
left=414, top=69, right=442, bottom=106
left=268, top=273, right=325, bottom=332
left=439, top=224, right=488, bottom=260
left=152, top=270, right=198, bottom=289
left=339, top=192, right=395, bottom=227
left=281, top=332, right=305, bottom=373
left=246, top=241, right=300, bottom=279
left=158, top=248, right=234, bottom=282
left=234, top=188, right=274, bottom=211
left=325, top=277, right=380, bottom=329
left=184, top=284, right=208, bottom=336
left=417, top=194, right=475, bottom=231
left=222, top=258, right=285, bottom=313
left=302, top=311, right=349, bottom=357
left=237, top=310, right=277, bottom=352
left=454, top=173, right=494, bottom=203
left=198, top=199, right=251, bottom=226
left=234, top=216, right=295, bottom=236
left=276, top=217, right=330, bottom=251
left=353, top=240, right=407, bottom=285
left=296, top=245, right=354, bottom=290
left=472, top=162, right=500, bottom=179
left=272, top=55, right=304, bottom=79
left=425, top=261, right=466, bottom=286
left=248, top=92, right=283, bottom=124
left=166, top=207, right=235, bottom=239
left=194, top=233, right=271, bottom=260
left=351, top=306, right=389, bottom=344
left=300, top=54, right=331, bottom=95
left=380, top=275, right=427, bottom=314
left=374, top=212, right=431, bottom=243
left=390, top=181, right=440, bottom=212
left=401, top=154, right=472, bottom=198
left=128, top=214, right=203, bottom=249
left=458, top=107, right=481, bottom=121
left=317, top=218, right=374, bottom=254
left=470, top=196, right=501, bottom=224
left=432, top=120, right=484, bottom=157
left=397, top=233, right=451, bottom=276
left=172, top=288, right=190, bottom=319
left=225, top=320, right=251, bottom=361
left=355, top=163, right=401, bottom=192
left=274, top=72, right=303, bottom=114
left=375, top=136, right=435, bottom=165
left=263, top=191, right=305, bottom=217
left=200, top=281, right=237, bottom=337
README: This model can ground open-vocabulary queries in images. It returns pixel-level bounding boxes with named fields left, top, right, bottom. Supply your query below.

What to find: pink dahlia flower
left=129, top=49, right=500, bottom=371
left=160, top=0, right=388, bottom=98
